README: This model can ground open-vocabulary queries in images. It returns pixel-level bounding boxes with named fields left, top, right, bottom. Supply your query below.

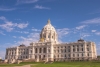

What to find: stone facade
left=5, top=19, right=97, bottom=63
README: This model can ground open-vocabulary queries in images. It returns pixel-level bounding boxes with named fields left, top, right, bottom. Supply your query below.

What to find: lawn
left=0, top=61, right=100, bottom=67
left=31, top=61, right=100, bottom=67
left=0, top=62, right=36, bottom=67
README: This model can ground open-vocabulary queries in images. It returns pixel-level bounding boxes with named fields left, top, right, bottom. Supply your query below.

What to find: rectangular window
left=68, top=46, right=70, bottom=48
left=68, top=54, right=70, bottom=57
left=61, top=49, right=63, bottom=53
left=77, top=54, right=79, bottom=57
left=82, top=53, right=83, bottom=57
left=48, top=35, right=50, bottom=38
left=73, top=49, right=75, bottom=52
left=77, top=48, right=79, bottom=51
left=58, top=50, right=59, bottom=53
left=65, top=54, right=66, bottom=57
left=68, top=49, right=70, bottom=52
left=81, top=45, right=83, bottom=47
left=73, top=54, right=75, bottom=57
left=87, top=48, right=89, bottom=51
left=65, top=49, right=66, bottom=52
left=82, top=48, right=83, bottom=51
left=88, top=53, right=89, bottom=56
left=48, top=49, right=50, bottom=53
left=65, top=46, right=66, bottom=48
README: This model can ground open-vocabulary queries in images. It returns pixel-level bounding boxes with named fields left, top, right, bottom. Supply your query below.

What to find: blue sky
left=0, top=0, right=100, bottom=59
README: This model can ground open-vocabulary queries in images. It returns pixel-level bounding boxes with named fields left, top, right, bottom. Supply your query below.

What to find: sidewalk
left=14, top=65, right=31, bottom=67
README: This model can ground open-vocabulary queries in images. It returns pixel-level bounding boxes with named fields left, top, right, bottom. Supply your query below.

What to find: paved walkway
left=14, top=65, right=31, bottom=67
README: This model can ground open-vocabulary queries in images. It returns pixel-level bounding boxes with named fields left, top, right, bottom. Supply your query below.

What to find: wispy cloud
left=0, top=16, right=7, bottom=21
left=34, top=5, right=51, bottom=10
left=81, top=18, right=100, bottom=24
left=16, top=31, right=29, bottom=34
left=17, top=23, right=29, bottom=29
left=0, top=31, right=5, bottom=35
left=81, top=33, right=90, bottom=38
left=76, top=25, right=86, bottom=30
left=91, top=30, right=97, bottom=33
left=13, top=36, right=17, bottom=38
left=0, top=7, right=16, bottom=11
left=0, top=16, right=28, bottom=32
left=95, top=32, right=100, bottom=35
left=17, top=0, right=38, bottom=5
left=57, top=28, right=69, bottom=39
left=32, top=28, right=41, bottom=32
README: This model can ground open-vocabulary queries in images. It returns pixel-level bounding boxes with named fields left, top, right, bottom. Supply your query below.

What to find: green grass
left=31, top=61, right=100, bottom=67
left=0, top=64, right=26, bottom=67
left=1, top=61, right=100, bottom=67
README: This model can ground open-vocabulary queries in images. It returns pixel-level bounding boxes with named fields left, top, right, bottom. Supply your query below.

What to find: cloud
left=81, top=33, right=90, bottom=38
left=32, top=28, right=41, bottom=32
left=76, top=25, right=86, bottom=30
left=13, top=36, right=17, bottom=38
left=17, top=23, right=29, bottom=29
left=91, top=30, right=96, bottom=33
left=0, top=16, right=7, bottom=21
left=95, top=32, right=100, bottom=35
left=81, top=18, right=100, bottom=24
left=0, top=31, right=5, bottom=35
left=57, top=28, right=69, bottom=39
left=0, top=7, right=16, bottom=11
left=0, top=22, right=14, bottom=32
left=17, top=0, right=38, bottom=4
left=18, top=32, right=39, bottom=45
left=0, top=22, right=28, bottom=32
left=16, top=31, right=29, bottom=34
left=0, top=16, right=28, bottom=32
left=34, top=5, right=51, bottom=10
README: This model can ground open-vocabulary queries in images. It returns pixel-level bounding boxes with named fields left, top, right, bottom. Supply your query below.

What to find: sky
left=0, top=0, right=100, bottom=59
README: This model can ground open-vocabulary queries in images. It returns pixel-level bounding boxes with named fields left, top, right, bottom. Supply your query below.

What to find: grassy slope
left=1, top=61, right=100, bottom=67
left=31, top=61, right=100, bottom=67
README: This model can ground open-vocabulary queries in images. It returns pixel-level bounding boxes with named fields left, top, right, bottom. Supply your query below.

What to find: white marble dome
left=43, top=20, right=56, bottom=32
left=39, top=19, right=58, bottom=43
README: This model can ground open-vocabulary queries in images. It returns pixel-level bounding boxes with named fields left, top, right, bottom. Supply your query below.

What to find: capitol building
left=5, top=19, right=97, bottom=63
